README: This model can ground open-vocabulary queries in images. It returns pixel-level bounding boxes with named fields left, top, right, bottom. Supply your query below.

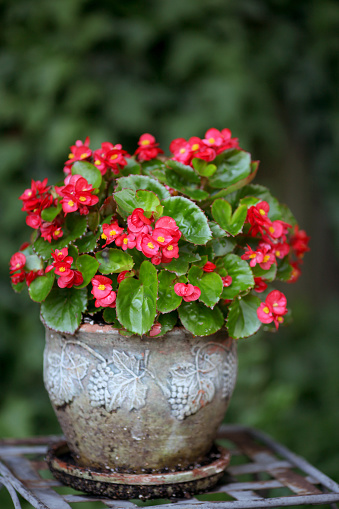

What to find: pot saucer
left=46, top=441, right=230, bottom=500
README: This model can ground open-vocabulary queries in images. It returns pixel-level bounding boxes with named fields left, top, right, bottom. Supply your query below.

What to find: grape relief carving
left=45, top=339, right=236, bottom=419
left=167, top=342, right=237, bottom=420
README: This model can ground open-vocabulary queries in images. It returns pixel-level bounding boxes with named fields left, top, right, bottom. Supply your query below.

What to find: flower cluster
left=101, top=210, right=182, bottom=266
left=46, top=248, right=83, bottom=288
left=10, top=129, right=309, bottom=339
left=170, top=128, right=239, bottom=166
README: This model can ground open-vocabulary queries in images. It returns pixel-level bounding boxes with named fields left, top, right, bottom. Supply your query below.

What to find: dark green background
left=1, top=0, right=339, bottom=506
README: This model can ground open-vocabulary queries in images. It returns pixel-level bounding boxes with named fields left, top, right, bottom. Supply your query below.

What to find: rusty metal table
left=1, top=425, right=339, bottom=509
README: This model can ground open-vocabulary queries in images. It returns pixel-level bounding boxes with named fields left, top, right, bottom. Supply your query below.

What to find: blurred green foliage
left=1, top=0, right=339, bottom=506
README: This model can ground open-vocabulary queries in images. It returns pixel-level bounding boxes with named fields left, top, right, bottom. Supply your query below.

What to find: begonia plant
left=10, top=129, right=310, bottom=338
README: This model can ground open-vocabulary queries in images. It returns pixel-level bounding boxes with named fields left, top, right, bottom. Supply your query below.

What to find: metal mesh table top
left=1, top=424, right=339, bottom=509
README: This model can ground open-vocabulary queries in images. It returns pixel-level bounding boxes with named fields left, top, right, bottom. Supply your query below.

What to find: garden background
left=1, top=0, right=339, bottom=506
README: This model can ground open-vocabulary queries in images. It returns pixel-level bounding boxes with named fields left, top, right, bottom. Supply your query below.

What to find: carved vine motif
left=167, top=342, right=237, bottom=420
left=45, top=339, right=236, bottom=419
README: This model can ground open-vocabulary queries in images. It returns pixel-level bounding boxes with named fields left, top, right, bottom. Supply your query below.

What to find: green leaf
left=164, top=169, right=209, bottom=201
left=76, top=255, right=100, bottom=288
left=11, top=281, right=25, bottom=293
left=116, top=260, right=158, bottom=335
left=209, top=150, right=252, bottom=189
left=188, top=266, right=223, bottom=308
left=210, top=160, right=259, bottom=199
left=41, top=287, right=88, bottom=334
left=166, top=159, right=200, bottom=184
left=209, top=221, right=228, bottom=238
left=276, top=258, right=294, bottom=281
left=28, top=271, right=55, bottom=302
left=75, top=231, right=100, bottom=253
left=34, top=214, right=87, bottom=260
left=221, top=254, right=254, bottom=299
left=162, top=196, right=212, bottom=245
left=157, top=311, right=178, bottom=336
left=120, top=157, right=141, bottom=176
left=25, top=254, right=43, bottom=271
left=163, top=244, right=201, bottom=275
left=96, top=248, right=134, bottom=274
left=115, top=175, right=170, bottom=200
left=192, top=158, right=217, bottom=177
left=114, top=189, right=163, bottom=219
left=227, top=294, right=261, bottom=339
left=103, top=308, right=121, bottom=327
left=141, top=159, right=166, bottom=176
left=72, top=161, right=102, bottom=189
left=178, top=301, right=224, bottom=336
left=41, top=203, right=62, bottom=222
left=252, top=263, right=277, bottom=282
left=157, top=270, right=183, bottom=313
left=211, top=237, right=236, bottom=257
left=211, top=199, right=248, bottom=236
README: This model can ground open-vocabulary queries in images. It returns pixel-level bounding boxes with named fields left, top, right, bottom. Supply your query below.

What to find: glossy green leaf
left=192, top=158, right=217, bottom=177
left=209, top=221, right=228, bottom=238
left=210, top=160, right=259, bottom=199
left=96, top=248, right=134, bottom=274
left=276, top=258, right=294, bottom=281
left=120, top=157, right=142, bottom=176
left=166, top=159, right=200, bottom=184
left=28, top=271, right=55, bottom=302
left=34, top=215, right=87, bottom=260
left=188, top=265, right=223, bottom=308
left=116, top=261, right=158, bottom=335
left=41, top=203, right=62, bottom=222
left=221, top=254, right=254, bottom=299
left=252, top=262, right=277, bottom=282
left=229, top=185, right=282, bottom=221
left=114, top=189, right=163, bottom=218
left=211, top=237, right=236, bottom=257
left=209, top=150, right=252, bottom=189
left=227, top=294, right=261, bottom=339
left=103, top=308, right=121, bottom=327
left=141, top=159, right=166, bottom=176
left=163, top=244, right=201, bottom=275
left=211, top=199, right=248, bottom=236
left=41, top=287, right=87, bottom=334
left=75, top=254, right=99, bottom=288
left=72, top=161, right=102, bottom=189
left=157, top=270, right=183, bottom=313
left=156, top=311, right=178, bottom=336
left=162, top=196, right=212, bottom=245
left=164, top=169, right=209, bottom=201
left=25, top=254, right=43, bottom=271
left=178, top=301, right=224, bottom=336
left=76, top=231, right=100, bottom=253
left=115, top=175, right=170, bottom=200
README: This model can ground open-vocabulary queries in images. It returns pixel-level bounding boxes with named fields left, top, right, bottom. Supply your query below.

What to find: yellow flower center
left=16, top=263, right=20, bottom=268
left=263, top=306, right=270, bottom=314
left=68, top=153, right=74, bottom=159
left=59, top=267, right=66, bottom=273
left=98, top=284, right=106, bottom=291
left=141, top=139, right=150, bottom=146
left=79, top=196, right=86, bottom=202
left=27, top=191, right=32, bottom=196
left=94, top=159, right=101, bottom=165
left=277, top=316, right=283, bottom=322
left=259, top=209, right=266, bottom=216
left=147, top=242, right=155, bottom=249
left=123, top=238, right=128, bottom=244
left=101, top=233, right=107, bottom=240
left=109, top=230, right=116, bottom=236
left=208, top=137, right=215, bottom=144
left=167, top=245, right=173, bottom=251
left=249, top=253, right=256, bottom=259
left=263, top=255, right=270, bottom=262
left=54, top=229, right=62, bottom=236
left=80, top=153, right=87, bottom=159
left=191, top=143, right=199, bottom=151
left=110, top=154, right=118, bottom=160
left=179, top=148, right=186, bottom=154
left=157, top=236, right=165, bottom=243
left=68, top=200, right=74, bottom=207
left=275, top=250, right=280, bottom=257
left=273, top=303, right=278, bottom=307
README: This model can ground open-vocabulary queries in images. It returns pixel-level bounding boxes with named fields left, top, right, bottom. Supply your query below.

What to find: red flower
left=91, top=275, right=116, bottom=308
left=117, top=271, right=131, bottom=283
left=9, top=252, right=26, bottom=273
left=58, top=270, right=84, bottom=289
left=257, top=243, right=276, bottom=270
left=287, top=261, right=302, bottom=283
left=246, top=201, right=272, bottom=237
left=161, top=243, right=179, bottom=259
left=154, top=216, right=181, bottom=243
left=64, top=137, right=92, bottom=167
left=290, top=226, right=310, bottom=258
left=202, top=128, right=239, bottom=155
left=257, top=290, right=288, bottom=329
left=253, top=277, right=267, bottom=293
left=149, top=322, right=162, bottom=337
left=221, top=275, right=233, bottom=287
left=127, top=208, right=152, bottom=234
left=101, top=221, right=124, bottom=247
left=140, top=234, right=160, bottom=257
left=241, top=245, right=264, bottom=267
left=94, top=143, right=129, bottom=175
left=203, top=261, right=216, bottom=272
left=11, top=270, right=25, bottom=285
left=115, top=233, right=136, bottom=251
left=56, top=174, right=99, bottom=215
left=135, top=133, right=164, bottom=162
left=272, top=242, right=290, bottom=259
left=174, top=283, right=201, bottom=302
left=92, top=142, right=115, bottom=175
left=40, top=220, right=63, bottom=243
left=26, top=269, right=44, bottom=287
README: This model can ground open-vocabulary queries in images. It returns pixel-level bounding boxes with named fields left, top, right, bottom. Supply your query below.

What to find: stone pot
left=43, top=324, right=237, bottom=473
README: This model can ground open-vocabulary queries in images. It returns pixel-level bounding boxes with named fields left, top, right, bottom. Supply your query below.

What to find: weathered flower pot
left=43, top=324, right=237, bottom=473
